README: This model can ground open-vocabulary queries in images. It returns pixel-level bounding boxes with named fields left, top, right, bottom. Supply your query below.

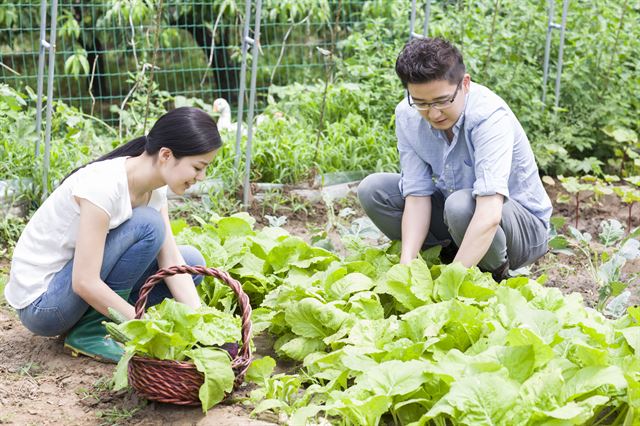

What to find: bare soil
left=1, top=183, right=638, bottom=425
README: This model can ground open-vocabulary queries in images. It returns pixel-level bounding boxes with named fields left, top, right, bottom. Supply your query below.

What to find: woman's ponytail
left=94, top=135, right=147, bottom=162
left=60, top=107, right=221, bottom=184
left=60, top=136, right=147, bottom=183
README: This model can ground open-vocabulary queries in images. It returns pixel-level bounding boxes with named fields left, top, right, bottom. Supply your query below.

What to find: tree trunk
left=73, top=4, right=108, bottom=98
left=186, top=22, right=239, bottom=103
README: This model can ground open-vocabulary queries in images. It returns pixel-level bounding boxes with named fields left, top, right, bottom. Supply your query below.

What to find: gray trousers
left=357, top=173, right=549, bottom=271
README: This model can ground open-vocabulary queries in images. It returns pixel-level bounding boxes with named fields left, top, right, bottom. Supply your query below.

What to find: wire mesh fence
left=0, top=0, right=389, bottom=125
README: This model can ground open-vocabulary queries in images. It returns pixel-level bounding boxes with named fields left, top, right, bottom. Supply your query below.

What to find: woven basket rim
left=126, top=265, right=253, bottom=405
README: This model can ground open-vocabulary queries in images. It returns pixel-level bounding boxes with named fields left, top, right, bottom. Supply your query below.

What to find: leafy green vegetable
left=175, top=213, right=638, bottom=423
left=108, top=298, right=243, bottom=412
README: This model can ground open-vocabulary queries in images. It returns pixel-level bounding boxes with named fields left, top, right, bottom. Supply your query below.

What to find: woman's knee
left=179, top=245, right=206, bottom=285
left=444, top=189, right=475, bottom=230
left=18, top=305, right=73, bottom=337
left=130, top=207, right=166, bottom=243
left=180, top=245, right=205, bottom=266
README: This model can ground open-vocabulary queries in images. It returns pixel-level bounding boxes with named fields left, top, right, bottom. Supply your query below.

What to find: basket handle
left=134, top=265, right=253, bottom=379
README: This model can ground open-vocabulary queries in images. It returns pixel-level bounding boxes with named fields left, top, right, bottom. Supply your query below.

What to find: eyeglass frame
left=406, top=79, right=464, bottom=111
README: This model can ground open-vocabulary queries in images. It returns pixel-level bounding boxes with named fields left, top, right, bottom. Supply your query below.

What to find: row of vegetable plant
left=106, top=212, right=640, bottom=424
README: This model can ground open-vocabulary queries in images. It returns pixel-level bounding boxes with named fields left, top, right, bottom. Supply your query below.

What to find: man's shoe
left=491, top=259, right=510, bottom=282
left=439, top=244, right=458, bottom=264
left=63, top=289, right=130, bottom=363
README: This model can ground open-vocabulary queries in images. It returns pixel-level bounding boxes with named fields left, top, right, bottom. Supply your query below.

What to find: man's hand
left=399, top=196, right=431, bottom=264
left=453, top=194, right=503, bottom=267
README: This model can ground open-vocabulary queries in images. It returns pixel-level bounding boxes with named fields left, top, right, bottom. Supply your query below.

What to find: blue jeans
left=18, top=207, right=205, bottom=336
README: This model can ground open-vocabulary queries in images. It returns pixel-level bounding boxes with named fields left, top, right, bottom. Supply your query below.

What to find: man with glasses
left=358, top=37, right=552, bottom=281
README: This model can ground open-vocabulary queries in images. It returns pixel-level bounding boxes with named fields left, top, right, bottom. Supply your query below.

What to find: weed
left=76, top=376, right=114, bottom=402
left=259, top=189, right=290, bottom=217
left=555, top=219, right=640, bottom=313
left=0, top=214, right=26, bottom=254
left=18, top=362, right=43, bottom=378
left=96, top=405, right=143, bottom=426
left=0, top=274, right=7, bottom=308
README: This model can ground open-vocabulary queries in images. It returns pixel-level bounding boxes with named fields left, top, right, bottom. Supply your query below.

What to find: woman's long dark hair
left=63, top=107, right=222, bottom=182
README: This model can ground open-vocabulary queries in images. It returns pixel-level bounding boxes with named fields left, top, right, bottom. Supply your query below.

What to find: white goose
left=212, top=98, right=238, bottom=133
left=212, top=98, right=283, bottom=133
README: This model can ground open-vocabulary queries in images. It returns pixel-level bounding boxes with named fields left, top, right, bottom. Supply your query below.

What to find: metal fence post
left=34, top=0, right=58, bottom=198
left=541, top=0, right=554, bottom=106
left=233, top=0, right=263, bottom=209
left=242, top=0, right=263, bottom=209
left=34, top=0, right=48, bottom=155
left=541, top=0, right=570, bottom=109
left=555, top=0, right=570, bottom=108
left=409, top=0, right=431, bottom=40
left=234, top=0, right=252, bottom=177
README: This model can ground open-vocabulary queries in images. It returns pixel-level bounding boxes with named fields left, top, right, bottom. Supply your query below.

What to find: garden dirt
left=1, top=184, right=639, bottom=425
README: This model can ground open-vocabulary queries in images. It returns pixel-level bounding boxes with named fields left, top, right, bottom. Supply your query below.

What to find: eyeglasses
left=407, top=79, right=463, bottom=111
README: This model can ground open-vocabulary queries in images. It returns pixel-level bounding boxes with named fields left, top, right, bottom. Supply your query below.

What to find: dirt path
left=0, top=305, right=277, bottom=425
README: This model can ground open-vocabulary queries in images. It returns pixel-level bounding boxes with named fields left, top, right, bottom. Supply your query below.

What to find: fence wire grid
left=0, top=0, right=388, bottom=124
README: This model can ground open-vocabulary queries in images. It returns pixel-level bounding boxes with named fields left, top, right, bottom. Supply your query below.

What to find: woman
left=4, top=107, right=221, bottom=362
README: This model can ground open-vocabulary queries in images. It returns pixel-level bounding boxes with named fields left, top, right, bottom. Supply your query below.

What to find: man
left=358, top=37, right=551, bottom=280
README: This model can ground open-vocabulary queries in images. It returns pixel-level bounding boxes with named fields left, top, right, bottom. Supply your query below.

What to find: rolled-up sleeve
left=397, top=109, right=435, bottom=198
left=470, top=108, right=513, bottom=198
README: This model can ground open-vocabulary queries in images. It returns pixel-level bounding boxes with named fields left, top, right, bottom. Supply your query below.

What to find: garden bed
left=0, top=184, right=638, bottom=425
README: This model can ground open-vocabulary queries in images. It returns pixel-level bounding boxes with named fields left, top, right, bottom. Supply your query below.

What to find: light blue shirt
left=396, top=82, right=552, bottom=227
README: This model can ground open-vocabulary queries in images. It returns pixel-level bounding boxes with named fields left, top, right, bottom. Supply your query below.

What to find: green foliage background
left=0, top=0, right=639, bottom=190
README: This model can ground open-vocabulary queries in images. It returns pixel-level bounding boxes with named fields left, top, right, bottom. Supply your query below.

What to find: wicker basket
left=127, top=265, right=253, bottom=406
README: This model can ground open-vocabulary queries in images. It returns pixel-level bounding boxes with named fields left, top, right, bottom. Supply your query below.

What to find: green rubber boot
left=63, top=289, right=131, bottom=363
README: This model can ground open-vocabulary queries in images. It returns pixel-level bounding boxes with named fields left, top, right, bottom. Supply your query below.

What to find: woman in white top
left=5, top=107, right=221, bottom=362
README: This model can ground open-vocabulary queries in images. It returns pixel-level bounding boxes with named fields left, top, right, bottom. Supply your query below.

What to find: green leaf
left=246, top=356, right=276, bottom=384
left=602, top=125, right=638, bottom=143
left=252, top=398, right=289, bottom=414
left=621, top=327, right=640, bottom=353
left=170, top=218, right=189, bottom=235
left=376, top=259, right=433, bottom=311
left=284, top=298, right=350, bottom=339
left=629, top=306, right=640, bottom=323
left=399, top=302, right=452, bottom=342
left=347, top=291, right=385, bottom=320
left=566, top=342, right=609, bottom=367
left=186, top=347, right=235, bottom=412
left=400, top=300, right=484, bottom=351
left=542, top=396, right=609, bottom=422
left=268, top=237, right=337, bottom=274
left=598, top=219, right=625, bottom=246
left=325, top=272, right=374, bottom=300
left=279, top=336, right=326, bottom=361
left=498, top=345, right=536, bottom=383
left=289, top=405, right=325, bottom=426
left=506, top=327, right=555, bottom=369
left=215, top=216, right=255, bottom=240
left=327, top=394, right=392, bottom=425
left=424, top=372, right=519, bottom=423
left=355, top=360, right=427, bottom=396
left=433, top=262, right=468, bottom=301
left=562, top=366, right=627, bottom=401
left=341, top=318, right=398, bottom=349
left=112, top=350, right=135, bottom=390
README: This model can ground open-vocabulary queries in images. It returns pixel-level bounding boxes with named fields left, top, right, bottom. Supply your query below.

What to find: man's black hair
left=395, top=37, right=466, bottom=87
